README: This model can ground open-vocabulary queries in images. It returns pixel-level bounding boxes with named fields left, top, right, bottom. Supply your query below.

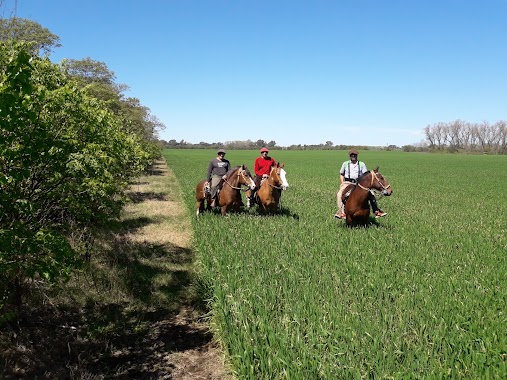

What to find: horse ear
left=373, top=166, right=379, bottom=172
left=279, top=162, right=284, bottom=168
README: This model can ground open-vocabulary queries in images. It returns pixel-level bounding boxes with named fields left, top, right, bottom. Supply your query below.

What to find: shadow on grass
left=127, top=191, right=168, bottom=203
left=247, top=206, right=300, bottom=220
left=103, top=235, right=195, bottom=305
left=338, top=216, right=388, bottom=228
left=143, top=168, right=166, bottom=176
left=0, top=301, right=213, bottom=379
left=0, top=226, right=211, bottom=379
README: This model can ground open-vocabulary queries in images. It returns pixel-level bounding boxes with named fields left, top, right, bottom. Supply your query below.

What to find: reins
left=267, top=168, right=284, bottom=190
left=224, top=168, right=251, bottom=191
left=357, top=170, right=391, bottom=191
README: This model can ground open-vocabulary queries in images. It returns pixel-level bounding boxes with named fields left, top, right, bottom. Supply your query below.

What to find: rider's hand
left=262, top=174, right=269, bottom=179
left=222, top=175, right=227, bottom=180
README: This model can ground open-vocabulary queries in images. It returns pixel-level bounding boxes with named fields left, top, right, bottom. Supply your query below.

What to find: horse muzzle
left=383, top=188, right=393, bottom=196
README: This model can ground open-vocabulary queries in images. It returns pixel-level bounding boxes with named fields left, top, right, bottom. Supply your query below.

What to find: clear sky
left=4, top=0, right=507, bottom=147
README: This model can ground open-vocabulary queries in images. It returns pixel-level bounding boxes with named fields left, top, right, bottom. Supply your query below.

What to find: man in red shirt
left=247, top=147, right=276, bottom=207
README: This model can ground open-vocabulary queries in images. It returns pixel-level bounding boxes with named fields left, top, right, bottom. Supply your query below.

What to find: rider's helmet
left=260, top=147, right=269, bottom=153
left=349, top=149, right=359, bottom=156
left=217, top=148, right=226, bottom=155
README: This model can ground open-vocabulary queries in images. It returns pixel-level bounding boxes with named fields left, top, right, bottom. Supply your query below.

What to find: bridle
left=267, top=167, right=284, bottom=190
left=357, top=170, right=391, bottom=192
left=224, top=168, right=254, bottom=191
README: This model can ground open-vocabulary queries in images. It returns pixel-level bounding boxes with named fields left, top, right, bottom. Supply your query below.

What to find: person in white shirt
left=334, top=150, right=387, bottom=219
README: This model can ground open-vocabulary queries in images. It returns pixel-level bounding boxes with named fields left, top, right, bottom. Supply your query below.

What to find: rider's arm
left=207, top=160, right=214, bottom=182
left=339, top=162, right=346, bottom=184
left=254, top=158, right=261, bottom=176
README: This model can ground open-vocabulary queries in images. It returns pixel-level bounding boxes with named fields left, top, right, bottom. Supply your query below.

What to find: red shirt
left=254, top=156, right=276, bottom=176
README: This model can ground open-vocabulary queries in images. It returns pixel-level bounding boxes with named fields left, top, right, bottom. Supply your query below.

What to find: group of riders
left=205, top=147, right=276, bottom=208
left=204, top=147, right=387, bottom=218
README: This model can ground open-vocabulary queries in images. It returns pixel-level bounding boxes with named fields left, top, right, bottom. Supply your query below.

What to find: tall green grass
left=164, top=149, right=507, bottom=379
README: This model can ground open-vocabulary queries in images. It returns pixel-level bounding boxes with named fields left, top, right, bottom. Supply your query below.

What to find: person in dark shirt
left=206, top=148, right=230, bottom=207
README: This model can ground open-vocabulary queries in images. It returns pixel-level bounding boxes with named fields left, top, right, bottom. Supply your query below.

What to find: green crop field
left=163, top=149, right=507, bottom=379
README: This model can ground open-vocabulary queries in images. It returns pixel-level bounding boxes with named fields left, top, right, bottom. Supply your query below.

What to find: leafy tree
left=62, top=58, right=165, bottom=153
left=0, top=17, right=61, bottom=55
left=255, top=139, right=267, bottom=148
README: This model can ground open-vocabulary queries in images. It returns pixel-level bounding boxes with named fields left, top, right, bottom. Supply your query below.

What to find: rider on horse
left=206, top=148, right=230, bottom=208
left=334, top=150, right=387, bottom=219
left=247, top=147, right=277, bottom=207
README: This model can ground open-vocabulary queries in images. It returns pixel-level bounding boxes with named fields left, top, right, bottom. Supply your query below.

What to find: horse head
left=271, top=162, right=289, bottom=190
left=370, top=167, right=392, bottom=196
left=238, top=164, right=256, bottom=190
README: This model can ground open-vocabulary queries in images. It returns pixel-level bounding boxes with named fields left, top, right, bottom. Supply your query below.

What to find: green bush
left=0, top=43, right=149, bottom=315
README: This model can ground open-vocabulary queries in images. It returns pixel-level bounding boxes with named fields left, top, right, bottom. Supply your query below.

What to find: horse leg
left=196, top=200, right=201, bottom=216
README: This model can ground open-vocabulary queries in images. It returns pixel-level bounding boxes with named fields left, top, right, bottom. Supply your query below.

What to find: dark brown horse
left=195, top=165, right=255, bottom=216
left=344, top=167, right=392, bottom=226
left=249, top=162, right=289, bottom=214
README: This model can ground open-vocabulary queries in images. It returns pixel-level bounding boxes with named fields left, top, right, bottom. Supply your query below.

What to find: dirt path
left=120, top=158, right=232, bottom=379
left=143, top=159, right=231, bottom=379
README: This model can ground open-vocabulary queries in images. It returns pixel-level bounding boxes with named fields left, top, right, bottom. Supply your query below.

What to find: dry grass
left=0, top=158, right=231, bottom=379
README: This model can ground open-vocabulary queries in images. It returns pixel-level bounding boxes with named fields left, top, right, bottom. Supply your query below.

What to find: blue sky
left=5, top=0, right=507, bottom=147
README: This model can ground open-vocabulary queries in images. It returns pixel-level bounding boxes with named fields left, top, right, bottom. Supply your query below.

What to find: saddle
left=341, top=184, right=355, bottom=204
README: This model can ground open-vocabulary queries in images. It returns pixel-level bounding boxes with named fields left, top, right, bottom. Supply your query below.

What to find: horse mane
left=357, top=171, right=371, bottom=182
left=225, top=166, right=241, bottom=179
left=243, top=166, right=252, bottom=177
left=225, top=165, right=252, bottom=179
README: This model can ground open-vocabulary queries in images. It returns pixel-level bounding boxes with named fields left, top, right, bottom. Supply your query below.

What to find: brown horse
left=195, top=165, right=255, bottom=216
left=344, top=167, right=392, bottom=226
left=249, top=162, right=289, bottom=214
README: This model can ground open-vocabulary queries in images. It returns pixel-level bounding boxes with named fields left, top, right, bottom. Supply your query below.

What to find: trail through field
left=120, top=159, right=230, bottom=379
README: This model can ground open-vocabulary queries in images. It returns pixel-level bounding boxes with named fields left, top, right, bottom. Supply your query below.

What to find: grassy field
left=164, top=149, right=507, bottom=379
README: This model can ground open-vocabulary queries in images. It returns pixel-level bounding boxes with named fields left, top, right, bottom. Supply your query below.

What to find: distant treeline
left=424, top=120, right=507, bottom=154
left=159, top=138, right=401, bottom=152
left=161, top=119, right=507, bottom=154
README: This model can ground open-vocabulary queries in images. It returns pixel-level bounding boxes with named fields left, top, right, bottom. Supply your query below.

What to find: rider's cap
left=349, top=149, right=359, bottom=156
left=217, top=148, right=226, bottom=154
left=260, top=147, right=269, bottom=153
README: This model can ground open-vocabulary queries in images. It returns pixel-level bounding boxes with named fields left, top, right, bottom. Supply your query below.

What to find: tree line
left=0, top=17, right=163, bottom=319
left=424, top=120, right=507, bottom=154
left=161, top=138, right=388, bottom=152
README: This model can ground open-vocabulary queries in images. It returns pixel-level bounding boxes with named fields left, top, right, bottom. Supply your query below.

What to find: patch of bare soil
left=0, top=160, right=232, bottom=379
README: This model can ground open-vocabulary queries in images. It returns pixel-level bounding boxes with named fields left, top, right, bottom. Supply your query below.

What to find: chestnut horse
left=249, top=162, right=289, bottom=214
left=343, top=167, right=392, bottom=226
left=195, top=165, right=255, bottom=216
